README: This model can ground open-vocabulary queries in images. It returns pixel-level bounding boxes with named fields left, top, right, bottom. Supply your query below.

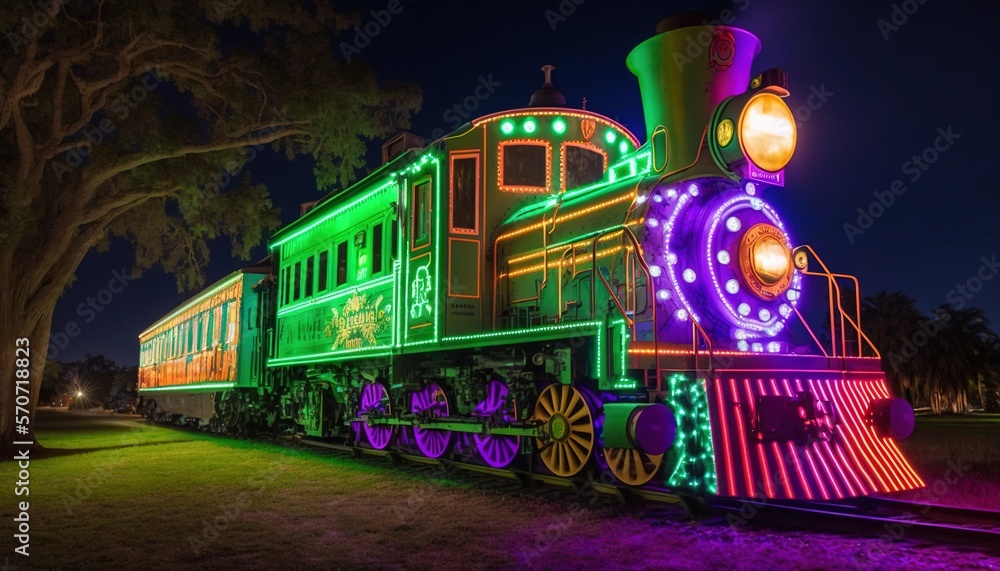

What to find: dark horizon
left=48, top=0, right=1000, bottom=366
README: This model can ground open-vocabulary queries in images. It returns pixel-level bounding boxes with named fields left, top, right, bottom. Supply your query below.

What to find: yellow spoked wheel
left=603, top=447, right=664, bottom=486
left=534, top=384, right=595, bottom=477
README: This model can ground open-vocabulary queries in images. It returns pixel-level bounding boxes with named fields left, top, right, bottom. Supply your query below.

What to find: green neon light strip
left=277, top=274, right=395, bottom=317
left=139, top=382, right=236, bottom=393
left=139, top=272, right=243, bottom=339
left=270, top=179, right=396, bottom=250
left=392, top=259, right=401, bottom=348
left=614, top=318, right=628, bottom=381
left=665, top=373, right=719, bottom=493
left=433, top=158, right=442, bottom=342
left=401, top=174, right=411, bottom=343
left=269, top=345, right=395, bottom=366
left=441, top=320, right=601, bottom=343
left=608, top=149, right=652, bottom=183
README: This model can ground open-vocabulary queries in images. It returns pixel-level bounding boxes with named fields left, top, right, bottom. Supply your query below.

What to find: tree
left=861, top=290, right=924, bottom=400
left=38, top=359, right=64, bottom=404
left=0, top=1, right=422, bottom=453
left=862, top=291, right=1000, bottom=413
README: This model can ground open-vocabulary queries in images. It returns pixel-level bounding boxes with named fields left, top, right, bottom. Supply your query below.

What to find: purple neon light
left=356, top=382, right=393, bottom=450
left=640, top=177, right=801, bottom=351
left=472, top=380, right=520, bottom=468
left=411, top=382, right=452, bottom=458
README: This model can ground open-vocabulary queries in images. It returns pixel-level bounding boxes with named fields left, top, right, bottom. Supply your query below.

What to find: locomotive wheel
left=534, top=384, right=595, bottom=477
left=472, top=379, right=520, bottom=468
left=411, top=382, right=452, bottom=458
left=602, top=447, right=664, bottom=486
left=356, top=382, right=394, bottom=450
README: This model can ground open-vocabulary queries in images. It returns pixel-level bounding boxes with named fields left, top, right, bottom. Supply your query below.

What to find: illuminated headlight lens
left=739, top=223, right=794, bottom=300
left=751, top=235, right=792, bottom=286
left=739, top=92, right=797, bottom=172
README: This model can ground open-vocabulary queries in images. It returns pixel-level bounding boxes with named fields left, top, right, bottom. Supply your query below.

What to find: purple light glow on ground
left=501, top=505, right=1000, bottom=570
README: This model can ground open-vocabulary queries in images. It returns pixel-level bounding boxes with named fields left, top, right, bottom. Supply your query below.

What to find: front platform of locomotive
left=625, top=15, right=925, bottom=499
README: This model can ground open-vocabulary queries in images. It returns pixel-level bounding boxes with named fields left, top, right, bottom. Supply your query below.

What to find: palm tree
left=861, top=291, right=924, bottom=401
left=934, top=306, right=999, bottom=412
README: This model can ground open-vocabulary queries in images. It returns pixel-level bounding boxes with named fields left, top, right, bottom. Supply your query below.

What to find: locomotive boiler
left=137, top=14, right=924, bottom=500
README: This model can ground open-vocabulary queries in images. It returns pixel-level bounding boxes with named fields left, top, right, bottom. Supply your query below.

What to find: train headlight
left=739, top=223, right=794, bottom=299
left=739, top=92, right=796, bottom=172
left=710, top=87, right=797, bottom=176
left=751, top=235, right=790, bottom=285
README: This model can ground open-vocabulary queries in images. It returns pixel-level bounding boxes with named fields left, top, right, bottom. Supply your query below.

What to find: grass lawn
left=895, top=415, right=1000, bottom=510
left=3, top=409, right=999, bottom=570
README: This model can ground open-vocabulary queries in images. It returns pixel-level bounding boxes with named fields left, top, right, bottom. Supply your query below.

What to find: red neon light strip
left=834, top=380, right=902, bottom=491
left=806, top=379, right=858, bottom=497
left=781, top=378, right=831, bottom=499
left=869, top=380, right=924, bottom=485
left=813, top=379, right=874, bottom=495
left=760, top=374, right=794, bottom=497
left=728, top=378, right=757, bottom=498
left=839, top=381, right=909, bottom=491
left=745, top=379, right=775, bottom=499
left=857, top=381, right=924, bottom=487
left=712, top=378, right=738, bottom=497
left=756, top=379, right=793, bottom=498
left=769, top=378, right=814, bottom=500
left=855, top=380, right=916, bottom=485
left=793, top=378, right=841, bottom=499
left=828, top=381, right=899, bottom=492
left=852, top=380, right=914, bottom=486
left=817, top=380, right=884, bottom=492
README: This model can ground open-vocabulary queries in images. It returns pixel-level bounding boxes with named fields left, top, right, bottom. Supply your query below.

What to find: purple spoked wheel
left=411, top=382, right=452, bottom=458
left=472, top=379, right=520, bottom=468
left=356, top=382, right=393, bottom=450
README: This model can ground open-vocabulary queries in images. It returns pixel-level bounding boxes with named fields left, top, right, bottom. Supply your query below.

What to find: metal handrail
left=690, top=317, right=714, bottom=384
left=589, top=225, right=661, bottom=388
left=797, top=245, right=881, bottom=359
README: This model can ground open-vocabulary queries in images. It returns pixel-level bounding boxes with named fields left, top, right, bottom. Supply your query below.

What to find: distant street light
left=77, top=391, right=83, bottom=397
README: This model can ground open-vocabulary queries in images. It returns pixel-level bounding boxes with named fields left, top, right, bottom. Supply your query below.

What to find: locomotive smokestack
left=627, top=13, right=761, bottom=174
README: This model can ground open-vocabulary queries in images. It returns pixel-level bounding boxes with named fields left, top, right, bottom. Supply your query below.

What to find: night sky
left=50, top=0, right=1000, bottom=365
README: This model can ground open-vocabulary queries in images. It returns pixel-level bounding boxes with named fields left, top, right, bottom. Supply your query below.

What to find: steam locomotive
left=137, top=15, right=924, bottom=500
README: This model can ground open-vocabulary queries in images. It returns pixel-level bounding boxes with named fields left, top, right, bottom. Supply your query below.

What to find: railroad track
left=211, top=430, right=1000, bottom=554
left=704, top=497, right=1000, bottom=554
